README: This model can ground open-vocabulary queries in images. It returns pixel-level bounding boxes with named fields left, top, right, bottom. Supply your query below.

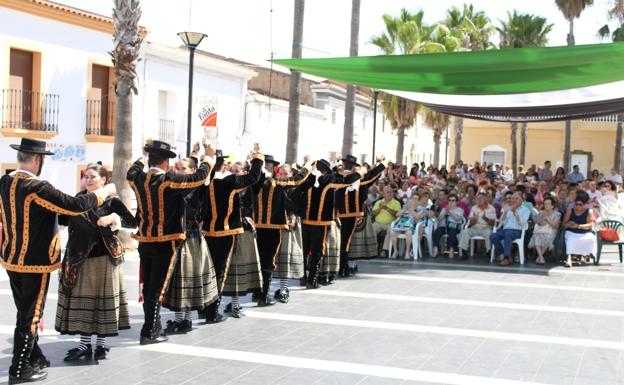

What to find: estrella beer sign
left=196, top=96, right=218, bottom=127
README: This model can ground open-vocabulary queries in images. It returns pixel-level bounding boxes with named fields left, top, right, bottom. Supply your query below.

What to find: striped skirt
left=163, top=235, right=219, bottom=311
left=222, top=231, right=263, bottom=296
left=275, top=220, right=304, bottom=279
left=55, top=255, right=130, bottom=337
left=348, top=215, right=378, bottom=260
left=321, top=221, right=340, bottom=274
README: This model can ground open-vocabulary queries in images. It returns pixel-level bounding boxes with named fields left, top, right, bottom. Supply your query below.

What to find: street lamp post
left=372, top=90, right=379, bottom=161
left=178, top=32, right=207, bottom=156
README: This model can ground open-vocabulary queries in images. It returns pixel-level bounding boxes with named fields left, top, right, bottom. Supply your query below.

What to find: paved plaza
left=1, top=247, right=624, bottom=385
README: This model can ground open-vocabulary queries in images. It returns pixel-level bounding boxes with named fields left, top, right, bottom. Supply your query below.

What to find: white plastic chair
left=489, top=222, right=528, bottom=264
left=388, top=220, right=419, bottom=260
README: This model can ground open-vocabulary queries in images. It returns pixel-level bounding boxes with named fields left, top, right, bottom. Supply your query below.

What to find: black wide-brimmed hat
left=342, top=154, right=360, bottom=167
left=145, top=140, right=176, bottom=158
left=316, top=159, right=332, bottom=173
left=215, top=149, right=228, bottom=160
left=264, top=154, right=280, bottom=166
left=9, top=138, right=54, bottom=155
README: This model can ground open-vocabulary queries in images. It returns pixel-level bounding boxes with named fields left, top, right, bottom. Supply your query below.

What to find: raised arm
left=34, top=181, right=106, bottom=215
left=164, top=160, right=213, bottom=190
left=126, top=158, right=146, bottom=182
left=222, top=157, right=264, bottom=190
left=273, top=166, right=311, bottom=187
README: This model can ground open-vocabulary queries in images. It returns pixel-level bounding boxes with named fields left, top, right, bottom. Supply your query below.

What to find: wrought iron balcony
left=86, top=99, right=115, bottom=136
left=0, top=89, right=59, bottom=132
left=158, top=118, right=176, bottom=145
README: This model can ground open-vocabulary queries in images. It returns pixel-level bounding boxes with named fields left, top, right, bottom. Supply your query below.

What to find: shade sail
left=272, top=43, right=624, bottom=122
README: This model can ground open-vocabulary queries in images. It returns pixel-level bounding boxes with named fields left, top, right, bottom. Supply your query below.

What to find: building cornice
left=0, top=0, right=148, bottom=37
left=144, top=42, right=257, bottom=81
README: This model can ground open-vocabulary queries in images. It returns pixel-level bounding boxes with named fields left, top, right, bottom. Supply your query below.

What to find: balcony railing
left=158, top=118, right=176, bottom=145
left=1, top=89, right=59, bottom=132
left=581, top=114, right=623, bottom=123
left=86, top=99, right=115, bottom=136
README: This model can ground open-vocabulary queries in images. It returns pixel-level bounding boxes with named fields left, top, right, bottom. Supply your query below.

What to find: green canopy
left=272, top=43, right=624, bottom=95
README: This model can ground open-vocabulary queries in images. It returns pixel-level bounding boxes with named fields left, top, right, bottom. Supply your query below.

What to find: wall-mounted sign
left=196, top=95, right=218, bottom=128
left=49, top=144, right=86, bottom=162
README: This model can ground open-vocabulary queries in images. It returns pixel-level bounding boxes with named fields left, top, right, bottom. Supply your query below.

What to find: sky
left=60, top=0, right=614, bottom=66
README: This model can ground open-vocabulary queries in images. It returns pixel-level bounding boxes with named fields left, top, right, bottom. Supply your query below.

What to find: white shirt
left=10, top=169, right=38, bottom=179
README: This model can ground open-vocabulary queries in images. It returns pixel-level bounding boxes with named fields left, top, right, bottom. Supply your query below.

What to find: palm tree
left=498, top=11, right=553, bottom=176
left=285, top=0, right=305, bottom=164
left=422, top=109, right=450, bottom=168
left=342, top=0, right=360, bottom=157
left=443, top=4, right=494, bottom=164
left=599, top=0, right=623, bottom=173
left=370, top=9, right=462, bottom=163
left=111, top=0, right=142, bottom=219
left=555, top=0, right=593, bottom=172
left=370, top=9, right=441, bottom=163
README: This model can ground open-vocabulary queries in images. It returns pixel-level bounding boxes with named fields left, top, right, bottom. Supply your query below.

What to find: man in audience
left=371, top=186, right=401, bottom=256
left=606, top=168, right=623, bottom=187
left=538, top=160, right=553, bottom=185
left=490, top=191, right=530, bottom=266
left=567, top=165, right=585, bottom=184
left=459, top=193, right=496, bottom=256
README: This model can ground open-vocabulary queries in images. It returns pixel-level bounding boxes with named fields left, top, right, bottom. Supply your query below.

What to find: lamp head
left=177, top=32, right=207, bottom=49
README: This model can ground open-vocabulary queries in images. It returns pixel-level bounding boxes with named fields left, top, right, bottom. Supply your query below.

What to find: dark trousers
left=490, top=229, right=522, bottom=258
left=302, top=224, right=327, bottom=284
left=205, top=235, right=235, bottom=291
left=433, top=227, right=459, bottom=249
left=8, top=272, right=49, bottom=335
left=138, top=241, right=178, bottom=337
left=256, top=228, right=282, bottom=272
left=339, top=217, right=357, bottom=270
left=8, top=271, right=49, bottom=375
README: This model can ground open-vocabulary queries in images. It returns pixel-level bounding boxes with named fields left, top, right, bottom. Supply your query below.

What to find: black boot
left=29, top=336, right=49, bottom=371
left=204, top=297, right=226, bottom=324
left=306, top=254, right=322, bottom=289
left=257, top=271, right=275, bottom=307
left=140, top=302, right=168, bottom=345
left=9, top=331, right=47, bottom=384
left=164, top=320, right=185, bottom=335
left=274, top=288, right=290, bottom=303
left=64, top=345, right=92, bottom=362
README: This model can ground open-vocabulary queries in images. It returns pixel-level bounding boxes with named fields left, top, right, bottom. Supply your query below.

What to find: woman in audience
left=529, top=196, right=561, bottom=265
left=397, top=181, right=412, bottom=204
left=552, top=167, right=567, bottom=185
left=563, top=191, right=596, bottom=267
left=389, top=198, right=418, bottom=259
left=432, top=193, right=464, bottom=258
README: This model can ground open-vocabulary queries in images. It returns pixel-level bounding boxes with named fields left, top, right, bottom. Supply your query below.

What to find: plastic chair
left=489, top=222, right=528, bottom=265
left=459, top=221, right=493, bottom=258
left=595, top=219, right=624, bottom=265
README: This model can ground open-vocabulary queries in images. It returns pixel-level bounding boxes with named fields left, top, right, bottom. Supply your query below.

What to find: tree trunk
left=520, top=122, right=528, bottom=166
left=615, top=113, right=623, bottom=172
left=285, top=0, right=305, bottom=164
left=511, top=122, right=518, bottom=177
left=433, top=130, right=441, bottom=168
left=341, top=0, right=360, bottom=157
left=453, top=117, right=463, bottom=165
left=111, top=0, right=142, bottom=247
left=395, top=126, right=405, bottom=164
left=113, top=84, right=134, bottom=212
left=564, top=120, right=571, bottom=172
left=563, top=19, right=574, bottom=172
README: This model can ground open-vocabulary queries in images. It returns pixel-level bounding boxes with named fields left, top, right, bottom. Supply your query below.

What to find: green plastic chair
left=595, top=220, right=624, bottom=265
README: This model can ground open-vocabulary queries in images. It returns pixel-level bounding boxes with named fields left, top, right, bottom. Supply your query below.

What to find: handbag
left=533, top=223, right=552, bottom=235
left=599, top=228, right=619, bottom=242
left=102, top=234, right=125, bottom=266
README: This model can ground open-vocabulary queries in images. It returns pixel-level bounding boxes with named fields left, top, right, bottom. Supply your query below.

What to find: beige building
left=448, top=116, right=622, bottom=176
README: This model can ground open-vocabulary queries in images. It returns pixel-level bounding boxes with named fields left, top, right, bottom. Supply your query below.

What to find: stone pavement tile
left=575, top=348, right=619, bottom=382
left=219, top=364, right=295, bottom=385
left=358, top=376, right=404, bottom=385
left=574, top=377, right=618, bottom=385
left=130, top=357, right=225, bottom=385
left=491, top=367, right=537, bottom=383
left=267, top=368, right=332, bottom=385
left=306, top=371, right=367, bottom=385
left=532, top=372, right=578, bottom=385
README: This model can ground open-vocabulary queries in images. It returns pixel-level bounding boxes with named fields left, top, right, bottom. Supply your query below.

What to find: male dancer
left=127, top=140, right=214, bottom=345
